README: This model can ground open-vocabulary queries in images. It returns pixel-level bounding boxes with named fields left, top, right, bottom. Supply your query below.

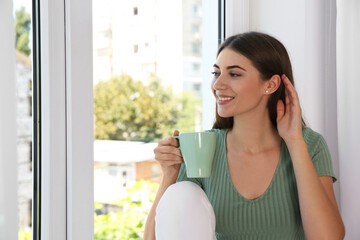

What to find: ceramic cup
left=174, top=132, right=216, bottom=178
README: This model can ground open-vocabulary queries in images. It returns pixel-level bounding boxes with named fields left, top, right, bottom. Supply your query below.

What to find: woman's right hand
left=153, top=130, right=183, bottom=177
left=144, top=130, right=184, bottom=240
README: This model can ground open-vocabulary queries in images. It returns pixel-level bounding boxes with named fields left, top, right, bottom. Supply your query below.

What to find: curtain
left=0, top=0, right=18, bottom=239
left=337, top=1, right=360, bottom=239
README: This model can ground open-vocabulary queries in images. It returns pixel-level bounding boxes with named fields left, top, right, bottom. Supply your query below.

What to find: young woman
left=144, top=32, right=345, bottom=240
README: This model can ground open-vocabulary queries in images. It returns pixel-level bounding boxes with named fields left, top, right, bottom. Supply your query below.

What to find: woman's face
left=211, top=48, right=268, bottom=118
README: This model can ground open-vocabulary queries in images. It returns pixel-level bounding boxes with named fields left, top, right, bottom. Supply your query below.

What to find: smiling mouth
left=217, top=95, right=234, bottom=105
left=218, top=96, right=233, bottom=101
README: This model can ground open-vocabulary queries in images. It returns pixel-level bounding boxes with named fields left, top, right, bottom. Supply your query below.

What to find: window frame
left=39, top=0, right=225, bottom=238
left=0, top=1, right=18, bottom=239
left=39, top=0, right=67, bottom=238
left=39, top=0, right=93, bottom=239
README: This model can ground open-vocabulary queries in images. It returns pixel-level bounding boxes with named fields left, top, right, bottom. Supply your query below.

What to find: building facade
left=16, top=50, right=33, bottom=231
left=93, top=0, right=203, bottom=95
left=94, top=140, right=160, bottom=207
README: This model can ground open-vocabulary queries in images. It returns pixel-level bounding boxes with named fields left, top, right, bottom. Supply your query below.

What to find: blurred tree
left=15, top=7, right=31, bottom=56
left=94, top=74, right=201, bottom=142
left=174, top=91, right=202, bottom=133
left=94, top=180, right=159, bottom=240
left=18, top=229, right=31, bottom=240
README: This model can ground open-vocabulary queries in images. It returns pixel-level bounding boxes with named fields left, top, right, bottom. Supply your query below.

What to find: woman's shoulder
left=205, top=128, right=228, bottom=136
left=301, top=127, right=329, bottom=156
left=302, top=127, right=323, bottom=142
left=205, top=128, right=228, bottom=145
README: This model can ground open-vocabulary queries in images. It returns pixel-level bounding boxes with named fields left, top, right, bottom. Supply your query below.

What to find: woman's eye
left=211, top=71, right=220, bottom=77
left=230, top=73, right=241, bottom=77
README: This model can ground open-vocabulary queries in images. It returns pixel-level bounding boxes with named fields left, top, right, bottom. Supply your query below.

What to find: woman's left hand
left=276, top=74, right=304, bottom=143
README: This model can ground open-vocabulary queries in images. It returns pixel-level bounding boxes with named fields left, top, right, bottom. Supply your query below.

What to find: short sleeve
left=305, top=129, right=337, bottom=183
left=177, top=163, right=203, bottom=187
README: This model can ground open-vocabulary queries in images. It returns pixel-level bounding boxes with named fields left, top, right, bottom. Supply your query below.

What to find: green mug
left=174, top=132, right=216, bottom=178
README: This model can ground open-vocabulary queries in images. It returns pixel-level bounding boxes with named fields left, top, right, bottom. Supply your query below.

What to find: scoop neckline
left=222, top=128, right=284, bottom=203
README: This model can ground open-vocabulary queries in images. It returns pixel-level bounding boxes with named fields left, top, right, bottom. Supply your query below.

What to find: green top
left=177, top=128, right=336, bottom=240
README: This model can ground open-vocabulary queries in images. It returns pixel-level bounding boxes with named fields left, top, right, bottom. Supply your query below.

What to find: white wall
left=337, top=1, right=360, bottom=239
left=223, top=0, right=360, bottom=238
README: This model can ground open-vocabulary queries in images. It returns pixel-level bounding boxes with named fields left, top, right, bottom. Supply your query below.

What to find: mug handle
left=173, top=136, right=181, bottom=150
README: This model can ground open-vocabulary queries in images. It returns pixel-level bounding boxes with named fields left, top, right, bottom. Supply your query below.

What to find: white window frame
left=0, top=1, right=18, bottom=239
left=40, top=0, right=222, bottom=238
left=225, top=0, right=249, bottom=36
left=40, top=0, right=93, bottom=239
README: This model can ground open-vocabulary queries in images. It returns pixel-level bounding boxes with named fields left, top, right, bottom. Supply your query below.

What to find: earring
left=265, top=90, right=269, bottom=94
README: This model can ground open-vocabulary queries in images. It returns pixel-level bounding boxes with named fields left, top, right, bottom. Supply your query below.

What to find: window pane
left=14, top=0, right=33, bottom=239
left=93, top=0, right=203, bottom=238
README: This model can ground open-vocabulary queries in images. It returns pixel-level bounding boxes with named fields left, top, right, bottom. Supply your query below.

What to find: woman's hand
left=153, top=130, right=183, bottom=177
left=144, top=130, right=184, bottom=240
left=276, top=75, right=304, bottom=143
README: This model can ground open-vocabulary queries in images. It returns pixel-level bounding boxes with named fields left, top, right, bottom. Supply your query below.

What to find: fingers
left=153, top=132, right=184, bottom=168
left=158, top=135, right=179, bottom=148
left=173, top=130, right=180, bottom=137
left=276, top=100, right=285, bottom=122
left=155, top=145, right=182, bottom=158
left=282, top=75, right=300, bottom=107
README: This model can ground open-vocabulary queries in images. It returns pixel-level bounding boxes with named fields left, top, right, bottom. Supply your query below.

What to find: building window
left=193, top=63, right=200, bottom=72
left=108, top=163, right=118, bottom=176
left=133, top=7, right=138, bottom=16
left=193, top=83, right=201, bottom=92
left=192, top=24, right=199, bottom=34
left=193, top=5, right=199, bottom=16
left=192, top=42, right=201, bottom=55
left=29, top=199, right=32, bottom=227
left=134, top=44, right=138, bottom=53
left=29, top=141, right=32, bottom=171
left=29, top=96, right=32, bottom=116
left=152, top=164, right=160, bottom=181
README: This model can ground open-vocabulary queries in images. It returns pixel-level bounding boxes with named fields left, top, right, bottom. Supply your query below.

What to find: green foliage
left=94, top=73, right=201, bottom=142
left=94, top=180, right=159, bottom=240
left=15, top=7, right=31, bottom=56
left=174, top=91, right=202, bottom=133
left=19, top=229, right=31, bottom=240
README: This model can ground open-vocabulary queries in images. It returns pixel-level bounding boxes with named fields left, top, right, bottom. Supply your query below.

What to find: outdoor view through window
left=13, top=0, right=33, bottom=239
left=93, top=0, right=203, bottom=238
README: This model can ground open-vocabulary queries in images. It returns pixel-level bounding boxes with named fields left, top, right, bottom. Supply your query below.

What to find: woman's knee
left=155, top=181, right=216, bottom=240
left=157, top=181, right=208, bottom=210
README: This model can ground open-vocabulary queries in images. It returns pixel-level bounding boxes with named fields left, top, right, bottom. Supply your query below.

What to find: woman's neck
left=228, top=112, right=281, bottom=154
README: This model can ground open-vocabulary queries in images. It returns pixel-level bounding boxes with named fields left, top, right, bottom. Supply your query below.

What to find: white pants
left=155, top=181, right=216, bottom=240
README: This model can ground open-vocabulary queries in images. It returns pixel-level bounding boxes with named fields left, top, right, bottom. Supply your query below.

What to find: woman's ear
left=264, top=74, right=281, bottom=94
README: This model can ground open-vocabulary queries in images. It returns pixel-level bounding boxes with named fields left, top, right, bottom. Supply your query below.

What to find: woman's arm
left=143, top=172, right=178, bottom=240
left=143, top=131, right=183, bottom=240
left=286, top=140, right=345, bottom=239
left=276, top=75, right=345, bottom=239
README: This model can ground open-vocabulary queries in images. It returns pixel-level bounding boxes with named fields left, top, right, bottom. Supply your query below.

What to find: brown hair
left=212, top=31, right=306, bottom=129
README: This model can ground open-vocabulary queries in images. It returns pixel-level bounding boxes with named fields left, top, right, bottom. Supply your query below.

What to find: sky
left=13, top=0, right=32, bottom=13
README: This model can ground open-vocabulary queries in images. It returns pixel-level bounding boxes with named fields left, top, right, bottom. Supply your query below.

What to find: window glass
left=14, top=0, right=33, bottom=239
left=93, top=0, right=203, bottom=238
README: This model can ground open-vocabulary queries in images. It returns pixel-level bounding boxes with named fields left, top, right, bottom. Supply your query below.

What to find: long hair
left=212, top=31, right=306, bottom=129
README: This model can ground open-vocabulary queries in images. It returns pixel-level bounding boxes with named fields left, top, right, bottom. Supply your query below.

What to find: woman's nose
left=212, top=75, right=226, bottom=90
